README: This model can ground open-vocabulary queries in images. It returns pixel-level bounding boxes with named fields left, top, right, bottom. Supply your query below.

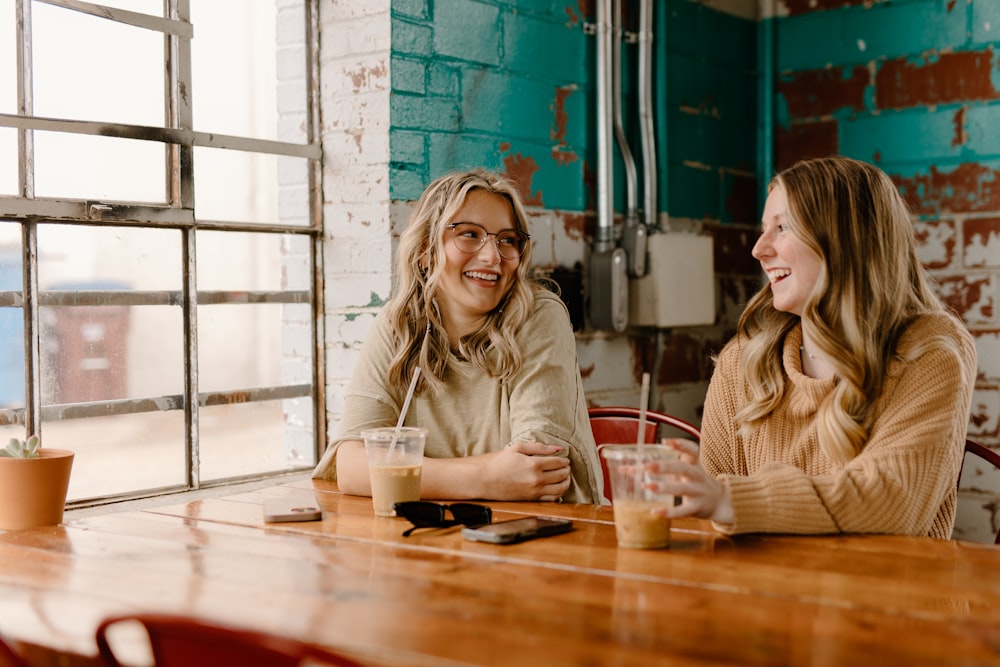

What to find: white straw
left=637, top=372, right=650, bottom=446
left=388, top=366, right=421, bottom=457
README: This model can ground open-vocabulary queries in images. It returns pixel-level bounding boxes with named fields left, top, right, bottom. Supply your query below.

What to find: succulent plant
left=0, top=434, right=41, bottom=458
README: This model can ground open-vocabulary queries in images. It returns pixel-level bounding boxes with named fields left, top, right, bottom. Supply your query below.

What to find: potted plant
left=0, top=435, right=74, bottom=531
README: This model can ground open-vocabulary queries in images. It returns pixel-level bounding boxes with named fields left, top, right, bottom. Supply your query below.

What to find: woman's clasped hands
left=482, top=441, right=571, bottom=502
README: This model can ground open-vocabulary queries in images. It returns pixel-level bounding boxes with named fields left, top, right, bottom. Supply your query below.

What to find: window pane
left=0, top=226, right=22, bottom=408
left=0, top=127, right=15, bottom=195
left=38, top=225, right=183, bottom=403
left=191, top=1, right=304, bottom=143
left=31, top=3, right=164, bottom=127
left=198, top=303, right=288, bottom=392
left=34, top=132, right=166, bottom=202
left=199, top=399, right=314, bottom=482
left=198, top=230, right=311, bottom=291
left=49, top=412, right=187, bottom=501
left=195, top=148, right=309, bottom=225
left=0, top=0, right=13, bottom=114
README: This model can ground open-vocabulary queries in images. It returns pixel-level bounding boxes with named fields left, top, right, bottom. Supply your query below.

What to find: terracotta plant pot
left=0, top=449, right=74, bottom=531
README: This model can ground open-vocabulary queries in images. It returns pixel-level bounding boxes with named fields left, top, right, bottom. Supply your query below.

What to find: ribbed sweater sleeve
left=700, top=313, right=976, bottom=539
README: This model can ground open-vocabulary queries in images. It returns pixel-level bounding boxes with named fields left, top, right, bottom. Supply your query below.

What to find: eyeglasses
left=393, top=501, right=493, bottom=537
left=445, top=222, right=530, bottom=260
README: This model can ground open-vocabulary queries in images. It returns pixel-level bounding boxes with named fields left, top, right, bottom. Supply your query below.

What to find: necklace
left=800, top=345, right=818, bottom=360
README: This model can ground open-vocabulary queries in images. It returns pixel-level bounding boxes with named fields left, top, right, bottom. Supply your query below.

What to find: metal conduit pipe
left=588, top=0, right=628, bottom=332
left=638, top=0, right=657, bottom=233
left=612, top=0, right=637, bottom=227
left=617, top=0, right=648, bottom=279
left=595, top=0, right=615, bottom=253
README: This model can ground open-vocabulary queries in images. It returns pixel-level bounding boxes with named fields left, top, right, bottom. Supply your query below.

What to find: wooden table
left=1, top=476, right=999, bottom=666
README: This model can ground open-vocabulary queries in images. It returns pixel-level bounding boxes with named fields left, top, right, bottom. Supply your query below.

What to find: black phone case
left=461, top=517, right=573, bottom=544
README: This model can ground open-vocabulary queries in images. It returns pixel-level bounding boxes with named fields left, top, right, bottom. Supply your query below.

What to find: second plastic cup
left=601, top=444, right=677, bottom=549
left=362, top=427, right=427, bottom=517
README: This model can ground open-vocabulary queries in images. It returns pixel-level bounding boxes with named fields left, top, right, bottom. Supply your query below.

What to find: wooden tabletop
left=1, top=476, right=999, bottom=666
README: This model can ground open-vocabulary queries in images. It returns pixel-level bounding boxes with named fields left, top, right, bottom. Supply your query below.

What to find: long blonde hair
left=735, top=156, right=954, bottom=462
left=385, top=168, right=541, bottom=395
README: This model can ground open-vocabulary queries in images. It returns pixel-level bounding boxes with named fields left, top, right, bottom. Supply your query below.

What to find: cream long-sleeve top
left=700, top=312, right=977, bottom=539
left=313, top=290, right=603, bottom=504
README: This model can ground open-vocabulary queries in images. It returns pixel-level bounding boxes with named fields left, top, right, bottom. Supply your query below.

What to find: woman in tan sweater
left=314, top=169, right=601, bottom=503
left=662, top=156, right=976, bottom=538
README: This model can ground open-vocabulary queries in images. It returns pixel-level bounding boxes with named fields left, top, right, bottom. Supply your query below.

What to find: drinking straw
left=637, top=372, right=650, bottom=447
left=388, top=366, right=421, bottom=458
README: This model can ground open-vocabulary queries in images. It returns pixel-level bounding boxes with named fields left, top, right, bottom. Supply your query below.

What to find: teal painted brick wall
left=389, top=0, right=592, bottom=209
left=389, top=0, right=757, bottom=225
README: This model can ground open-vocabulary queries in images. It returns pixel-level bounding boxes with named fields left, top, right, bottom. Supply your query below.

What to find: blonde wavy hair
left=385, top=168, right=541, bottom=396
left=735, top=156, right=955, bottom=462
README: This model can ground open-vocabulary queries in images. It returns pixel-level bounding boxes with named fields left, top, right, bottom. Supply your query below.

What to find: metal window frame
left=3, top=0, right=325, bottom=502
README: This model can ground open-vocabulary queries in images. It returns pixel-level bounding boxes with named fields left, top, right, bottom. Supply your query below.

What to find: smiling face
left=753, top=183, right=824, bottom=317
left=435, top=189, right=520, bottom=339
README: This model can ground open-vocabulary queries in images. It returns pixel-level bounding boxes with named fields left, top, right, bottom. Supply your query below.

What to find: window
left=0, top=0, right=322, bottom=504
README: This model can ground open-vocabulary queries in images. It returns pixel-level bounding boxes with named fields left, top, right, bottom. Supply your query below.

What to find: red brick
left=963, top=217, right=1000, bottom=268
left=502, top=153, right=544, bottom=207
left=933, top=274, right=994, bottom=322
left=724, top=173, right=758, bottom=225
left=876, top=52, right=999, bottom=110
left=704, top=222, right=760, bottom=276
left=893, top=163, right=1000, bottom=215
left=775, top=120, right=839, bottom=172
left=914, top=219, right=957, bottom=270
left=778, top=66, right=868, bottom=119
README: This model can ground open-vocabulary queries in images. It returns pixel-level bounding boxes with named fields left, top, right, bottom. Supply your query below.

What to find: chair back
left=0, top=635, right=27, bottom=667
left=588, top=406, right=701, bottom=502
left=959, top=439, right=1000, bottom=545
left=95, top=613, right=368, bottom=667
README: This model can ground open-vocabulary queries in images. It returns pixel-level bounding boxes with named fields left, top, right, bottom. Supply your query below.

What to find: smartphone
left=461, top=516, right=573, bottom=544
left=262, top=498, right=323, bottom=523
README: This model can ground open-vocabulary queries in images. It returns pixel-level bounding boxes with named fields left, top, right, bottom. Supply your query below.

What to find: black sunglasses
left=393, top=501, right=492, bottom=537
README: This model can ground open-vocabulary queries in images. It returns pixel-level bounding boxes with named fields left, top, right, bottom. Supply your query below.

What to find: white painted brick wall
left=320, top=1, right=392, bottom=442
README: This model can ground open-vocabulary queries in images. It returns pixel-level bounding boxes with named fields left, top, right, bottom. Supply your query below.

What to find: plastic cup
left=362, top=427, right=427, bottom=517
left=601, top=444, right=677, bottom=549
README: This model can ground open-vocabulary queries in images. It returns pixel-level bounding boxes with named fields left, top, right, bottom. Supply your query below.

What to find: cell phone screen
left=461, top=516, right=573, bottom=544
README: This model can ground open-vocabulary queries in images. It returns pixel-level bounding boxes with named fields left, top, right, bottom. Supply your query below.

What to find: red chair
left=95, top=613, right=369, bottom=667
left=588, top=406, right=701, bottom=502
left=0, top=635, right=27, bottom=667
left=959, top=439, right=1000, bottom=545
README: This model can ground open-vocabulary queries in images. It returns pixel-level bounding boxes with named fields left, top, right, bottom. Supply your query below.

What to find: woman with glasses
left=313, top=168, right=602, bottom=504
left=658, top=157, right=976, bottom=538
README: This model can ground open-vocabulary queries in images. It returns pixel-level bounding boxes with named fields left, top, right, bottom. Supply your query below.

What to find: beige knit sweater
left=700, top=312, right=977, bottom=539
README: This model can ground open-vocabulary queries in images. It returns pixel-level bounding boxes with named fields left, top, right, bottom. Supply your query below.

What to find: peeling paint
left=893, top=164, right=1000, bottom=215
left=345, top=61, right=388, bottom=94
left=935, top=275, right=993, bottom=323
left=913, top=219, right=956, bottom=270
left=579, top=361, right=595, bottom=380
left=503, top=153, right=544, bottom=207
left=557, top=211, right=587, bottom=241
left=964, top=217, right=1000, bottom=268
left=777, top=65, right=868, bottom=118
left=551, top=85, right=575, bottom=146
left=552, top=147, right=579, bottom=166
left=952, top=107, right=967, bottom=147
left=876, top=52, right=998, bottom=110
left=779, top=0, right=869, bottom=17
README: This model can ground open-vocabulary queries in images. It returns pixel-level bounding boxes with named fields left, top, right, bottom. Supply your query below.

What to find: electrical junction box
left=628, top=232, right=715, bottom=327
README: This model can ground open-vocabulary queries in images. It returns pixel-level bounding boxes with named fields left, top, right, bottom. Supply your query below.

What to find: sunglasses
left=393, top=501, right=492, bottom=537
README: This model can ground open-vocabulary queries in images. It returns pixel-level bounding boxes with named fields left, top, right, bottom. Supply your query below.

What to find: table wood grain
left=1, top=477, right=998, bottom=666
